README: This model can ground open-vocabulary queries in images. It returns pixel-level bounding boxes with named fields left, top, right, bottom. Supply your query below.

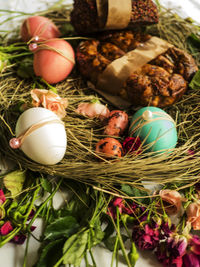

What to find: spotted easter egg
left=129, top=106, right=177, bottom=153
left=104, top=110, right=129, bottom=137
left=15, top=107, right=67, bottom=165
left=96, top=137, right=123, bottom=158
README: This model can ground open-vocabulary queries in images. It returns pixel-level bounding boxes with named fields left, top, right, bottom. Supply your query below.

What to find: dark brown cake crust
left=71, top=0, right=159, bottom=34
left=76, top=31, right=198, bottom=107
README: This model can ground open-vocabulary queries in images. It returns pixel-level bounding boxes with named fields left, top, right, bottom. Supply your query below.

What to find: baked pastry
left=71, top=0, right=159, bottom=34
left=76, top=31, right=198, bottom=107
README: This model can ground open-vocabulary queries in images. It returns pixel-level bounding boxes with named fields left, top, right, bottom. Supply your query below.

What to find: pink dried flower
left=159, top=189, right=187, bottom=215
left=189, top=235, right=200, bottom=256
left=155, top=234, right=187, bottom=266
left=122, top=137, right=142, bottom=155
left=0, top=189, right=6, bottom=205
left=0, top=221, right=13, bottom=235
left=182, top=252, right=200, bottom=267
left=107, top=197, right=125, bottom=219
left=75, top=101, right=110, bottom=121
left=31, top=89, right=68, bottom=119
left=11, top=234, right=27, bottom=245
left=11, top=225, right=36, bottom=245
left=124, top=202, right=148, bottom=223
left=186, top=202, right=200, bottom=230
left=132, top=223, right=160, bottom=250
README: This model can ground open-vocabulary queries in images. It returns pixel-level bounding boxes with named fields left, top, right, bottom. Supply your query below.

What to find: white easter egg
left=15, top=107, right=67, bottom=165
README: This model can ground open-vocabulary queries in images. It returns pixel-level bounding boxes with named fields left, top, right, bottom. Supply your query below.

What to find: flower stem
left=27, top=178, right=63, bottom=231
left=116, top=208, right=132, bottom=267
left=111, top=235, right=119, bottom=267
left=22, top=232, right=31, bottom=267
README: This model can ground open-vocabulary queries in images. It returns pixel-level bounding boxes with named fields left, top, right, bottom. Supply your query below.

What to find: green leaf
left=16, top=57, right=34, bottom=79
left=104, top=234, right=128, bottom=251
left=104, top=235, right=118, bottom=251
left=34, top=239, right=65, bottom=267
left=3, top=170, right=26, bottom=197
left=44, top=216, right=79, bottom=240
left=103, top=216, right=115, bottom=240
left=89, top=218, right=105, bottom=249
left=189, top=70, right=200, bottom=90
left=121, top=184, right=150, bottom=204
left=40, top=177, right=52, bottom=193
left=187, top=33, right=200, bottom=49
left=63, top=229, right=89, bottom=266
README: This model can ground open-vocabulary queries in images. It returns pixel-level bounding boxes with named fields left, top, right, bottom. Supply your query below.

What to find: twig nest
left=13, top=107, right=67, bottom=165
left=129, top=107, right=177, bottom=153
left=32, top=38, right=75, bottom=84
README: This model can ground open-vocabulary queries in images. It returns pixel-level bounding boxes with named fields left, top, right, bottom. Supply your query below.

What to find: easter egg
left=104, top=110, right=129, bottom=137
left=96, top=137, right=123, bottom=158
left=20, top=16, right=61, bottom=42
left=129, top=107, right=177, bottom=153
left=33, top=38, right=75, bottom=84
left=15, top=107, right=67, bottom=165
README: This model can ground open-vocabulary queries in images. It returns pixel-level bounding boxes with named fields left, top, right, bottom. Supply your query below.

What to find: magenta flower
left=11, top=225, right=36, bottom=245
left=11, top=234, right=27, bottom=245
left=0, top=189, right=6, bottom=205
left=159, top=221, right=174, bottom=239
left=28, top=209, right=35, bottom=220
left=107, top=197, right=125, bottom=219
left=188, top=235, right=200, bottom=256
left=155, top=234, right=187, bottom=266
left=108, top=197, right=148, bottom=223
left=122, top=137, right=142, bottom=155
left=123, top=202, right=148, bottom=223
left=0, top=221, right=13, bottom=235
left=132, top=223, right=160, bottom=250
left=182, top=252, right=200, bottom=267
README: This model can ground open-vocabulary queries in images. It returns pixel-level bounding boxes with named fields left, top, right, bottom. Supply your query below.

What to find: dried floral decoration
left=31, top=89, right=68, bottom=119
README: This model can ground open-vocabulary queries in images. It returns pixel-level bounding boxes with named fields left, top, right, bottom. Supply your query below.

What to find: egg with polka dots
left=96, top=137, right=123, bottom=158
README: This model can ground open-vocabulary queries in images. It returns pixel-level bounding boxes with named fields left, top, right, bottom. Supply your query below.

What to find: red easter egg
left=33, top=38, right=75, bottom=84
left=20, top=16, right=60, bottom=42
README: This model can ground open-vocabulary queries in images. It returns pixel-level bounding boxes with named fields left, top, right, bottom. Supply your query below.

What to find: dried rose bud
left=122, top=137, right=142, bottom=155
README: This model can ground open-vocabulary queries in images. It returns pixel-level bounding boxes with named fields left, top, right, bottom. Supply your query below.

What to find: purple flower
left=132, top=223, right=160, bottom=250
left=182, top=252, right=200, bottom=267
left=122, top=137, right=142, bottom=155
left=155, top=234, right=187, bottom=266
left=159, top=221, right=174, bottom=239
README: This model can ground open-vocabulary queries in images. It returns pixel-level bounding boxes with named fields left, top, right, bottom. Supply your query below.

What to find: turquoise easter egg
left=129, top=107, right=177, bottom=153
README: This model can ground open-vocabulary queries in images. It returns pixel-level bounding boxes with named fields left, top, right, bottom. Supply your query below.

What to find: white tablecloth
left=0, top=0, right=199, bottom=266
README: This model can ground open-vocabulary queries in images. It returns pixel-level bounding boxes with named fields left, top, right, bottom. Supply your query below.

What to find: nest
left=0, top=5, right=200, bottom=194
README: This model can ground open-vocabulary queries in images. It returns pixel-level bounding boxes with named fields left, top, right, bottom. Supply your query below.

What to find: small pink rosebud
left=0, top=221, right=13, bottom=235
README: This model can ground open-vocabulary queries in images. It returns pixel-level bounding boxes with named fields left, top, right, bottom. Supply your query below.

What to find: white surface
left=0, top=0, right=199, bottom=266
